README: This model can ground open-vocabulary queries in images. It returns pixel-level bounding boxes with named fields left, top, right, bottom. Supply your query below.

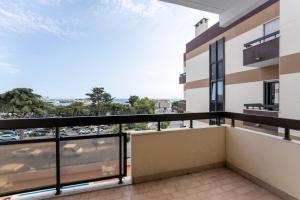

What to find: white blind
left=264, top=18, right=279, bottom=35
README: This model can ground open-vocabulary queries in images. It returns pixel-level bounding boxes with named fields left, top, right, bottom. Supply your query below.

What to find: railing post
left=231, top=119, right=235, bottom=127
left=118, top=124, right=123, bottom=184
left=284, top=128, right=291, bottom=141
left=216, top=116, right=221, bottom=126
left=157, top=121, right=161, bottom=131
left=123, top=132, right=127, bottom=177
left=189, top=120, right=193, bottom=129
left=55, top=127, right=61, bottom=195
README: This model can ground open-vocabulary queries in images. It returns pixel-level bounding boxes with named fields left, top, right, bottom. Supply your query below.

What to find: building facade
left=164, top=0, right=300, bottom=133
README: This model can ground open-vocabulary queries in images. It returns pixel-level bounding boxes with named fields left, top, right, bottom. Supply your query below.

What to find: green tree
left=86, top=87, right=113, bottom=116
left=0, top=88, right=49, bottom=118
left=133, top=97, right=155, bottom=114
left=65, top=102, right=89, bottom=116
left=128, top=95, right=139, bottom=106
left=172, top=100, right=186, bottom=113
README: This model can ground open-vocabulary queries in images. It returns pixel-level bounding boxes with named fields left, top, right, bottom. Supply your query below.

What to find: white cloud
left=95, top=0, right=169, bottom=18
left=0, top=62, right=20, bottom=74
left=0, top=1, right=82, bottom=38
left=34, top=0, right=79, bottom=6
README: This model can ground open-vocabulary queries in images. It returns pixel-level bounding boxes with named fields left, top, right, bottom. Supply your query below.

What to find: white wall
left=225, top=26, right=263, bottom=74
left=185, top=51, right=209, bottom=82
left=226, top=82, right=263, bottom=113
left=279, top=0, right=300, bottom=122
left=185, top=88, right=209, bottom=113
left=184, top=18, right=273, bottom=114
left=280, top=0, right=300, bottom=57
left=279, top=73, right=300, bottom=119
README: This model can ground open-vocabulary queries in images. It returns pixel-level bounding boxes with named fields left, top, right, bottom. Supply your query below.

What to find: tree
left=0, top=88, right=49, bottom=118
left=128, top=95, right=139, bottom=106
left=86, top=87, right=113, bottom=116
left=65, top=102, right=89, bottom=116
left=133, top=97, right=155, bottom=114
left=172, top=100, right=186, bottom=113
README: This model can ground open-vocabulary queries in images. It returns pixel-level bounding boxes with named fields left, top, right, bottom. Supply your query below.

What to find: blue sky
left=0, top=0, right=218, bottom=99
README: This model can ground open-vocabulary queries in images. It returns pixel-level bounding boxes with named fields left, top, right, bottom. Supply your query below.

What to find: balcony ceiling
left=160, top=0, right=269, bottom=27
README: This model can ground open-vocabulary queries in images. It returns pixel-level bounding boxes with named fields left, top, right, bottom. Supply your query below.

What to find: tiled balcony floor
left=52, top=167, right=282, bottom=200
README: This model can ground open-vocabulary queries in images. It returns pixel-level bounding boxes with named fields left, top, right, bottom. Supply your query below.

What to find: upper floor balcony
left=0, top=112, right=300, bottom=200
left=243, top=31, right=280, bottom=67
left=179, top=73, right=186, bottom=84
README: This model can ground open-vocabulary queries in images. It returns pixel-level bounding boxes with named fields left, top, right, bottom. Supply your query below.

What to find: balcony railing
left=244, top=30, right=280, bottom=48
left=179, top=73, right=186, bottom=84
left=244, top=103, right=279, bottom=111
left=0, top=111, right=299, bottom=197
left=243, top=31, right=280, bottom=67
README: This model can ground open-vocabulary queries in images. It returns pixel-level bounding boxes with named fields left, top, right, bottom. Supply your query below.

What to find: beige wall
left=131, top=126, right=300, bottom=199
left=226, top=127, right=300, bottom=199
left=131, top=127, right=226, bottom=183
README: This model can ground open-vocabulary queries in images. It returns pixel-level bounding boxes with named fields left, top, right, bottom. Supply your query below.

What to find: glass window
left=264, top=81, right=279, bottom=111
left=210, top=43, right=217, bottom=63
left=217, top=39, right=224, bottom=61
left=217, top=62, right=224, bottom=80
left=211, top=82, right=216, bottom=101
left=274, top=82, right=279, bottom=104
left=217, top=81, right=224, bottom=111
left=211, top=64, right=217, bottom=80
left=264, top=18, right=279, bottom=36
left=217, top=81, right=224, bottom=97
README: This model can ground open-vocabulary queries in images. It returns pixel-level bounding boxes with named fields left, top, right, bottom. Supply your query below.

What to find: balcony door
left=209, top=38, right=225, bottom=123
left=264, top=80, right=279, bottom=110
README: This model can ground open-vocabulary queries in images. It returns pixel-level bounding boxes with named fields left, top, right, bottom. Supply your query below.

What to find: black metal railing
left=0, top=111, right=299, bottom=197
left=244, top=30, right=280, bottom=48
left=244, top=103, right=279, bottom=111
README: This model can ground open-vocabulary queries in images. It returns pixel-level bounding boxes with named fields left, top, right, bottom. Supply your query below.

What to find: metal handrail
left=244, top=30, right=280, bottom=48
left=244, top=103, right=279, bottom=111
left=0, top=111, right=298, bottom=197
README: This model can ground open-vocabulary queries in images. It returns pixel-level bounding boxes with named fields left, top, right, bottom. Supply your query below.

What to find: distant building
left=155, top=99, right=172, bottom=113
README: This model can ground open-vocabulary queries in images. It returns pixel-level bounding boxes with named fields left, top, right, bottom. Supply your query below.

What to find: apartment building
left=2, top=1, right=300, bottom=200
left=168, top=0, right=300, bottom=130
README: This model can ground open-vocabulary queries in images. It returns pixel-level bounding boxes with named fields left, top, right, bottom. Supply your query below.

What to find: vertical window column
left=209, top=38, right=225, bottom=113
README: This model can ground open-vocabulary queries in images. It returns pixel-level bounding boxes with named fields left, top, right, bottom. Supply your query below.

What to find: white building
left=163, top=0, right=300, bottom=136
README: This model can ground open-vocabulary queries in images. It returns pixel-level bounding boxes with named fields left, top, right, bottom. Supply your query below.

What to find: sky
left=0, top=0, right=218, bottom=99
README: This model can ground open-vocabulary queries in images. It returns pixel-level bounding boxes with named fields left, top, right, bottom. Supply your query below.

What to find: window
left=209, top=38, right=225, bottom=115
left=264, top=18, right=279, bottom=36
left=264, top=80, right=279, bottom=110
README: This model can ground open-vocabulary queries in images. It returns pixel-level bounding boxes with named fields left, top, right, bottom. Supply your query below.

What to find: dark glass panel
left=218, top=62, right=225, bottom=80
left=210, top=43, right=217, bottom=63
left=211, top=64, right=217, bottom=81
left=217, top=39, right=224, bottom=61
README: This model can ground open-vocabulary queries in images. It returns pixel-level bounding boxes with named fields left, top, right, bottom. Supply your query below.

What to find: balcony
left=243, top=103, right=279, bottom=132
left=243, top=31, right=279, bottom=67
left=179, top=73, right=186, bottom=84
left=1, top=112, right=300, bottom=200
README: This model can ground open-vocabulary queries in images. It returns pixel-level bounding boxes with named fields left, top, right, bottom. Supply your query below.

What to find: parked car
left=0, top=134, right=20, bottom=141
left=78, top=129, right=89, bottom=135
left=62, top=143, right=83, bottom=157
